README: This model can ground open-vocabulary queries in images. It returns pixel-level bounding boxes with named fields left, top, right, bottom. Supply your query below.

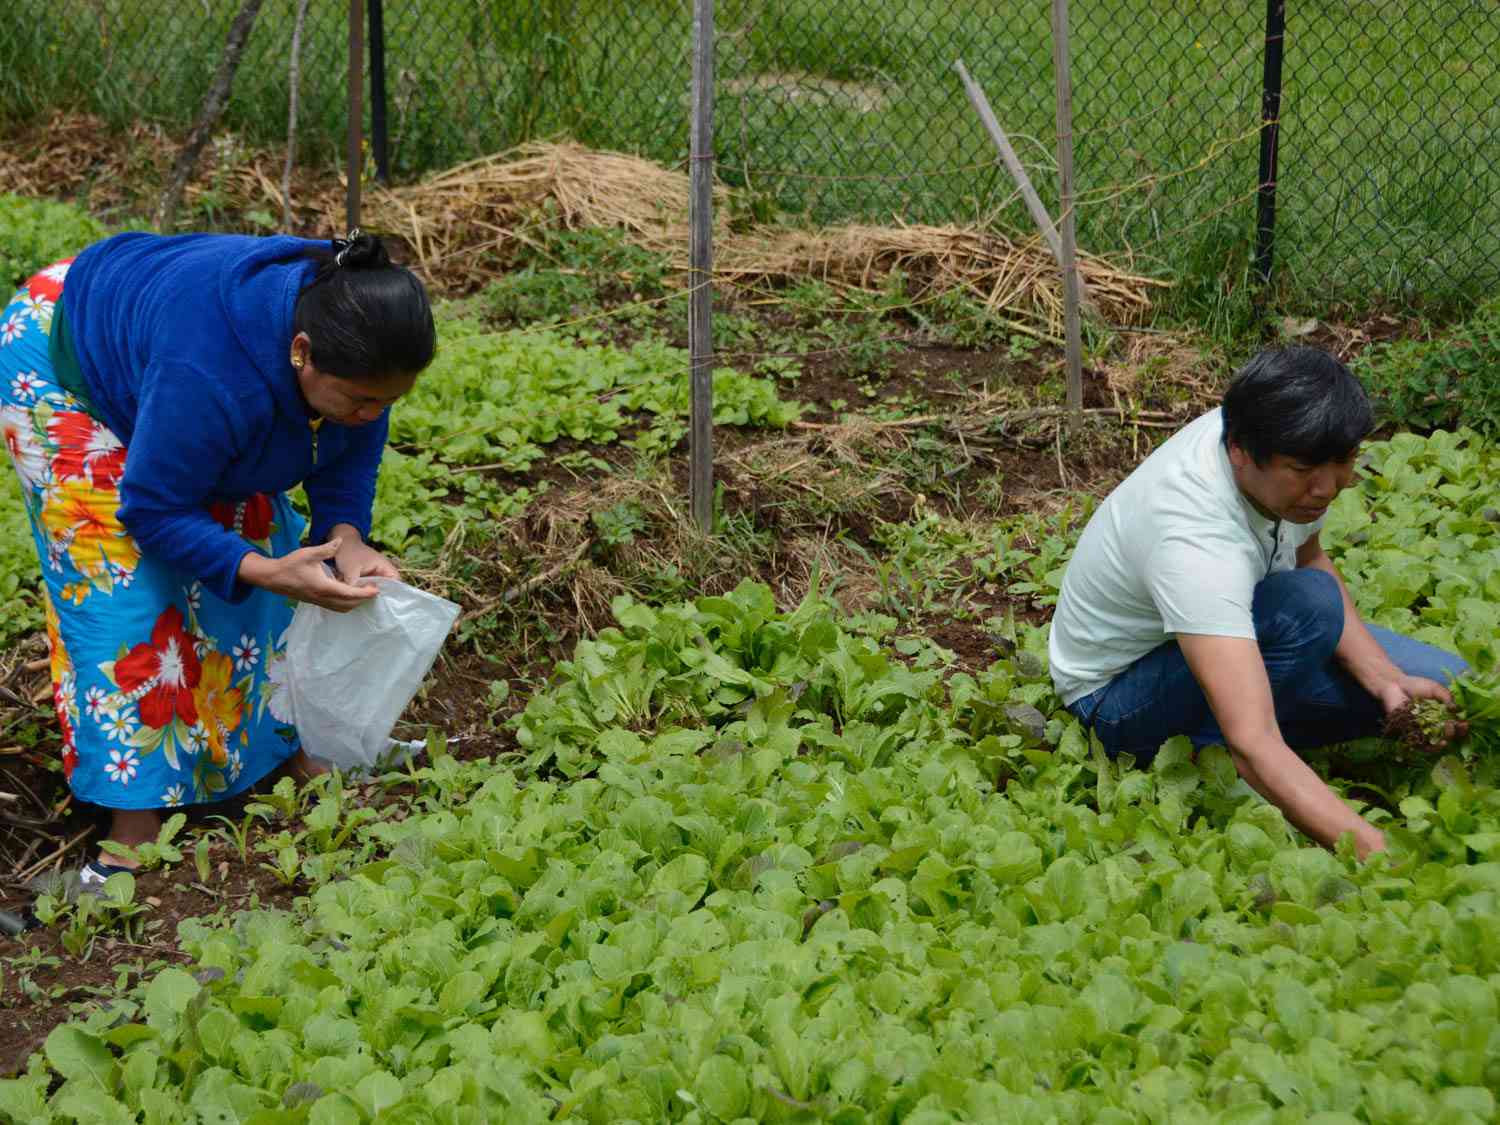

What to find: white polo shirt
left=1048, top=408, right=1323, bottom=706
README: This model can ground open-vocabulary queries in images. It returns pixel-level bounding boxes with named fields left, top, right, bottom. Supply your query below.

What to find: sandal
left=0, top=907, right=41, bottom=936
left=78, top=858, right=137, bottom=890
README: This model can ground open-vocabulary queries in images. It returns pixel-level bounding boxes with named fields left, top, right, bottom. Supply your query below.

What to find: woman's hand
left=239, top=540, right=378, bottom=612
left=331, top=534, right=400, bottom=582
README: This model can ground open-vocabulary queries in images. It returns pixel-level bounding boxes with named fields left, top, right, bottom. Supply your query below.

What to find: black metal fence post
left=1255, top=0, right=1286, bottom=287
left=345, top=0, right=364, bottom=228
left=369, top=0, right=389, bottom=183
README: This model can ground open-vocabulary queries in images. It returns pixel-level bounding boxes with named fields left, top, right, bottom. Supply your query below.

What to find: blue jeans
left=1067, top=568, right=1469, bottom=764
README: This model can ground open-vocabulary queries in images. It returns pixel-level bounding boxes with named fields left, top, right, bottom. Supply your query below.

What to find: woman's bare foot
left=284, top=749, right=330, bottom=784
left=98, top=808, right=161, bottom=870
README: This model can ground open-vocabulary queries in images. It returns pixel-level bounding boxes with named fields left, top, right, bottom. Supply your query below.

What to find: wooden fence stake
left=281, top=0, right=310, bottom=230
left=154, top=0, right=265, bottom=231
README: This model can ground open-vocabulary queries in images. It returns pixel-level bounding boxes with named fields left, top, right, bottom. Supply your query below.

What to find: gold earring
left=292, top=356, right=304, bottom=370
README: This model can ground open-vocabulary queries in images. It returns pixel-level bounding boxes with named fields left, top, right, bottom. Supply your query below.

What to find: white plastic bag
left=282, top=577, right=460, bottom=772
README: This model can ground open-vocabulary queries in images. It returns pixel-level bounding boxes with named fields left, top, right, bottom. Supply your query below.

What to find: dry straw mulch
left=289, top=141, right=1166, bottom=334
left=0, top=115, right=1166, bottom=333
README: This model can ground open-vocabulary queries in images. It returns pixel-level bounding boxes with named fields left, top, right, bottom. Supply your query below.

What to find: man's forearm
left=1177, top=631, right=1387, bottom=860
left=1229, top=731, right=1384, bottom=858
left=1301, top=554, right=1403, bottom=695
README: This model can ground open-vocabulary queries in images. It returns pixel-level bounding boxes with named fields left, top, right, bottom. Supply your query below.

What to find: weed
left=592, top=500, right=649, bottom=547
left=713, top=311, right=761, bottom=353
left=99, top=812, right=187, bottom=872
left=0, top=947, right=61, bottom=1008
left=1352, top=297, right=1500, bottom=435
left=816, top=314, right=897, bottom=379
left=753, top=355, right=802, bottom=381
left=0, top=193, right=107, bottom=290
left=543, top=226, right=671, bottom=299
left=782, top=278, right=841, bottom=323
left=256, top=832, right=302, bottom=887
left=32, top=871, right=149, bottom=959
left=481, top=268, right=594, bottom=326
left=555, top=449, right=613, bottom=475
left=210, top=809, right=268, bottom=865
left=913, top=288, right=1013, bottom=349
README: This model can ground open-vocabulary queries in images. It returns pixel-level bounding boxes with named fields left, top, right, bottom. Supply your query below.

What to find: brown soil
left=1381, top=701, right=1428, bottom=752
left=0, top=816, right=300, bottom=1074
left=910, top=621, right=1008, bottom=674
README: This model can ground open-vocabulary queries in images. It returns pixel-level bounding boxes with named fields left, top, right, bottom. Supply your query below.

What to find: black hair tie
left=332, top=228, right=362, bottom=267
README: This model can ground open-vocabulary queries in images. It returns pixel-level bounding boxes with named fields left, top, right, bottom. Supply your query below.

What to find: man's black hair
left=1221, top=346, right=1374, bottom=466
left=294, top=231, right=436, bottom=380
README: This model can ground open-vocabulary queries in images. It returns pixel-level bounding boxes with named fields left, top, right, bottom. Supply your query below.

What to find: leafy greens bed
left=366, top=313, right=802, bottom=555
left=4, top=430, right=1500, bottom=1125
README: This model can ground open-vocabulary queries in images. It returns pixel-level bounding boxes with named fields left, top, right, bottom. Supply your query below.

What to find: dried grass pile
left=316, top=141, right=1165, bottom=332
left=0, top=111, right=175, bottom=218
left=318, top=142, right=732, bottom=282
left=717, top=223, right=1160, bottom=331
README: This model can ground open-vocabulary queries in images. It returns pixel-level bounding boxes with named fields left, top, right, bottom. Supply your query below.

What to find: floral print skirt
left=1, top=262, right=302, bottom=810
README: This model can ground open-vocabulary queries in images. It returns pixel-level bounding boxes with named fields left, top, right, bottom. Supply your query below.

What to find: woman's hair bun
left=296, top=228, right=435, bottom=379
left=332, top=229, right=390, bottom=270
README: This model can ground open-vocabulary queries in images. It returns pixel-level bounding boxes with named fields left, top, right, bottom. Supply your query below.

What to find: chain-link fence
left=3, top=1, right=1498, bottom=309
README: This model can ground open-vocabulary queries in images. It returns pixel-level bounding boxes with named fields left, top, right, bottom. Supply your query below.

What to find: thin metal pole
left=369, top=0, right=389, bottom=183
left=281, top=0, right=310, bottom=231
left=955, top=60, right=1064, bottom=265
left=1051, top=0, right=1083, bottom=423
left=1255, top=0, right=1286, bottom=286
left=345, top=0, right=365, bottom=229
left=688, top=0, right=715, bottom=533
left=956, top=58, right=1099, bottom=321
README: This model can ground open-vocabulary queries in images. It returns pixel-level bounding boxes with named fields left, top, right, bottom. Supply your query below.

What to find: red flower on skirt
left=57, top=706, right=78, bottom=779
left=114, top=606, right=201, bottom=729
left=47, top=411, right=126, bottom=489
left=209, top=494, right=274, bottom=541
left=27, top=258, right=72, bottom=302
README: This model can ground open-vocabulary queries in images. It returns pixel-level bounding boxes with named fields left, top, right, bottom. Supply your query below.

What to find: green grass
left=2, top=2, right=1497, bottom=318
left=0, top=194, right=108, bottom=292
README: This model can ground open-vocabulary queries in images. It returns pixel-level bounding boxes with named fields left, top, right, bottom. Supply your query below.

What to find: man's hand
left=239, top=540, right=378, bottom=612
left=1376, top=672, right=1451, bottom=710
left=1375, top=673, right=1469, bottom=745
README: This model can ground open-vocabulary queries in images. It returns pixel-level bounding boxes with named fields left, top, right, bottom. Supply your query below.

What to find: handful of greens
left=1383, top=671, right=1499, bottom=756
